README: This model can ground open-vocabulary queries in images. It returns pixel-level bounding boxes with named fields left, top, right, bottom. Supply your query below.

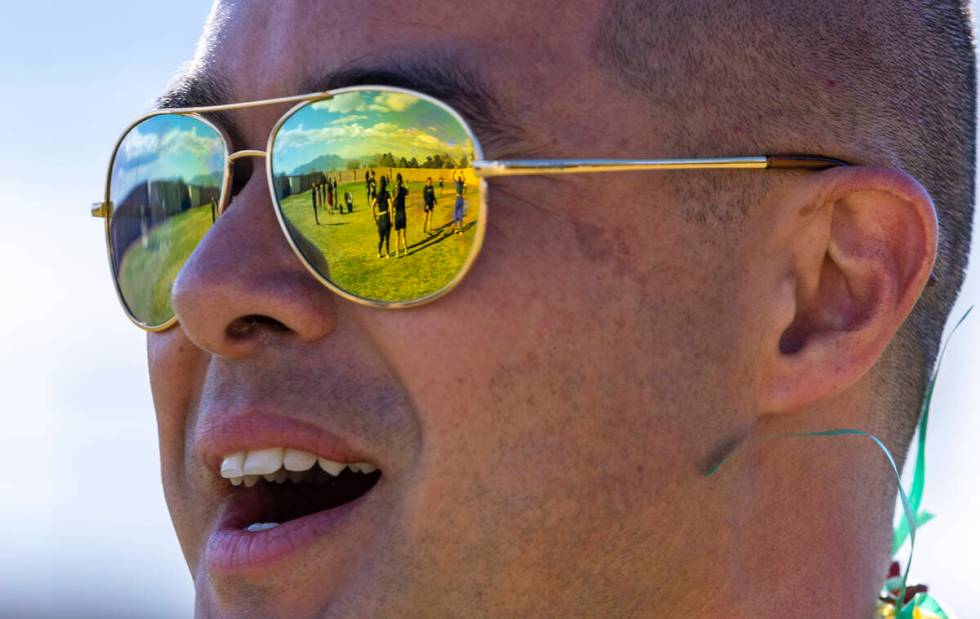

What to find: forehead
left=185, top=0, right=653, bottom=156
left=209, top=0, right=590, bottom=95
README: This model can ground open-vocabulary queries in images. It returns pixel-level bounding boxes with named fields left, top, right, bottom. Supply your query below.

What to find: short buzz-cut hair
left=593, top=0, right=976, bottom=462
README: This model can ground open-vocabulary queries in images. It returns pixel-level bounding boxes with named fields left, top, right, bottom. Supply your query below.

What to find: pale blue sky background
left=0, top=2, right=977, bottom=617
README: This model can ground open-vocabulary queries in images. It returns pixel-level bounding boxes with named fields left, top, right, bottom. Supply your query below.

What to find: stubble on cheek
left=147, top=330, right=211, bottom=572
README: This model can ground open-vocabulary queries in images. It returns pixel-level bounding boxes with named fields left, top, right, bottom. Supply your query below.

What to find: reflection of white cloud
left=377, top=92, right=416, bottom=112
left=112, top=123, right=224, bottom=199
left=331, top=114, right=368, bottom=125
left=160, top=126, right=223, bottom=159
left=312, top=92, right=368, bottom=113
left=275, top=119, right=469, bottom=160
left=121, top=127, right=160, bottom=160
left=120, top=124, right=222, bottom=165
left=310, top=91, right=419, bottom=115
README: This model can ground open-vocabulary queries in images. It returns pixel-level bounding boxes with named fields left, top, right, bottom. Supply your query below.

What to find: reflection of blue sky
left=111, top=115, right=224, bottom=201
left=272, top=91, right=474, bottom=174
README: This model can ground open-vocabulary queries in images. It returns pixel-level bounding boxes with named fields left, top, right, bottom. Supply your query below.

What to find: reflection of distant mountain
left=291, top=153, right=346, bottom=175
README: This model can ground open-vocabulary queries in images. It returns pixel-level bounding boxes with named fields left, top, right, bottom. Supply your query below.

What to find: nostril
left=227, top=314, right=290, bottom=340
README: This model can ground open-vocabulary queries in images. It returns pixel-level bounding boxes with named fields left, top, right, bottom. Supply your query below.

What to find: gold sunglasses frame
left=92, top=85, right=848, bottom=332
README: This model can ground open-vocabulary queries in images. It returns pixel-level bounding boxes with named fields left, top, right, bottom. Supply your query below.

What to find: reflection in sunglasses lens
left=108, top=115, right=224, bottom=327
left=271, top=90, right=480, bottom=304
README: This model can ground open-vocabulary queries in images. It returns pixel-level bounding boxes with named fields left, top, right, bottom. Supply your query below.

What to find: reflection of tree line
left=362, top=152, right=470, bottom=170
left=275, top=149, right=472, bottom=200
left=112, top=178, right=220, bottom=265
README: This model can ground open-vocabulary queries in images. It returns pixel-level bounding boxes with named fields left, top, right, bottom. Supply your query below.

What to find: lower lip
left=206, top=489, right=370, bottom=574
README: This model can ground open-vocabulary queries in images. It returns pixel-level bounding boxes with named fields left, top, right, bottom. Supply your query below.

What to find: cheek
left=380, top=207, right=675, bottom=504
left=148, top=330, right=201, bottom=462
left=147, top=330, right=209, bottom=558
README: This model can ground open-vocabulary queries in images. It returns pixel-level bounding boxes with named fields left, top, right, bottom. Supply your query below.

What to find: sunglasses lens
left=108, top=115, right=225, bottom=327
left=271, top=90, right=481, bottom=305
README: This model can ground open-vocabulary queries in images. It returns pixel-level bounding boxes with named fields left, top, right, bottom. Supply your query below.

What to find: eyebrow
left=156, top=72, right=243, bottom=146
left=156, top=58, right=529, bottom=157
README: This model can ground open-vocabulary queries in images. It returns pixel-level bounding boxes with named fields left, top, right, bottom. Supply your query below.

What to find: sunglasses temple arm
left=472, top=155, right=848, bottom=177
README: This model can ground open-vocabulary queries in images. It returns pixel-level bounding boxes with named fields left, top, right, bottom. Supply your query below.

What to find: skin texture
left=149, top=1, right=938, bottom=617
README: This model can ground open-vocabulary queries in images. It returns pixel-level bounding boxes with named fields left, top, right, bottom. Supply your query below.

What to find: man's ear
left=756, top=167, right=938, bottom=414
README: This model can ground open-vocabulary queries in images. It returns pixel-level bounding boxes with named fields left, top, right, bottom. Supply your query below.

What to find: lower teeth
left=245, top=522, right=280, bottom=532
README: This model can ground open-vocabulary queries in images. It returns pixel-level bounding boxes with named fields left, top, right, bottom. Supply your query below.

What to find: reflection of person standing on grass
left=452, top=171, right=465, bottom=234
left=372, top=175, right=392, bottom=258
left=364, top=170, right=371, bottom=201
left=310, top=183, right=321, bottom=225
left=326, top=179, right=334, bottom=213
left=392, top=173, right=409, bottom=256
left=345, top=191, right=353, bottom=213
left=423, top=177, right=437, bottom=234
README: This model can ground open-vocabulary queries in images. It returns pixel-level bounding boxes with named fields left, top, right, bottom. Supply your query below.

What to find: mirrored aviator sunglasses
left=98, top=86, right=487, bottom=330
left=94, top=84, right=848, bottom=331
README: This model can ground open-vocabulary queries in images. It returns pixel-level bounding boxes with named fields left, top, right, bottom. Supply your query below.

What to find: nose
left=170, top=166, right=339, bottom=358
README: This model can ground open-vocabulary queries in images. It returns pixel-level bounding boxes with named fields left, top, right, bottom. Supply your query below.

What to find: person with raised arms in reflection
left=392, top=173, right=409, bottom=256
left=372, top=175, right=392, bottom=258
left=452, top=170, right=466, bottom=234
left=422, top=177, right=437, bottom=234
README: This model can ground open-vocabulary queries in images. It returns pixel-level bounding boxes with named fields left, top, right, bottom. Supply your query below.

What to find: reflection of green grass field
left=115, top=168, right=480, bottom=321
left=116, top=204, right=212, bottom=325
left=281, top=174, right=480, bottom=302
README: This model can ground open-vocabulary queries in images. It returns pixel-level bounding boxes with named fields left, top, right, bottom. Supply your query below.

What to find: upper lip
left=195, top=413, right=379, bottom=477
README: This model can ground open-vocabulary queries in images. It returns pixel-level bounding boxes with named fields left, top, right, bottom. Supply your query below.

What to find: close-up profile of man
left=90, top=0, right=975, bottom=617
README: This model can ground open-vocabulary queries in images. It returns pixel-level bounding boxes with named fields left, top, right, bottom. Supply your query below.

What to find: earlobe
left=758, top=167, right=937, bottom=414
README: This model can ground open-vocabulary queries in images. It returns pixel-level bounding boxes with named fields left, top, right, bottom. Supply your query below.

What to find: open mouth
left=219, top=448, right=382, bottom=531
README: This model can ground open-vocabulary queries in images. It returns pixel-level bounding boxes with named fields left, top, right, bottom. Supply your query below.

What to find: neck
left=698, top=415, right=893, bottom=617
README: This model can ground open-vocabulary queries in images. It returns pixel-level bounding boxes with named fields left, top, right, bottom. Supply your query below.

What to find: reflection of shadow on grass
left=321, top=222, right=350, bottom=226
left=404, top=220, right=477, bottom=256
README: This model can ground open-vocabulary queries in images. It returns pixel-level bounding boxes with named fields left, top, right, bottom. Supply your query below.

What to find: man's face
left=152, top=1, right=763, bottom=616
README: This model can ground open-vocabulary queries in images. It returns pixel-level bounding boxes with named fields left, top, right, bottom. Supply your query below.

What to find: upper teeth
left=219, top=447, right=377, bottom=486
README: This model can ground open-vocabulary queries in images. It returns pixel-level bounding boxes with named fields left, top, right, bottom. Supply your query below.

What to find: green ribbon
left=706, top=306, right=971, bottom=618
left=892, top=306, right=972, bottom=558
left=889, top=307, right=972, bottom=617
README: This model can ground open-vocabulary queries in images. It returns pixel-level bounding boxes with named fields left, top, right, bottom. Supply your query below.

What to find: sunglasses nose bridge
left=228, top=149, right=267, bottom=162
left=219, top=149, right=268, bottom=216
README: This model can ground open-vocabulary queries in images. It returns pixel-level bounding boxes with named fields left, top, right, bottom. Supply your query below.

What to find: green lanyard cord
left=892, top=306, right=972, bottom=559
left=706, top=306, right=972, bottom=617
